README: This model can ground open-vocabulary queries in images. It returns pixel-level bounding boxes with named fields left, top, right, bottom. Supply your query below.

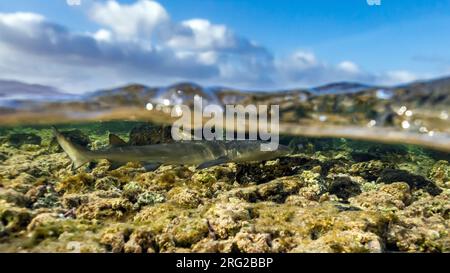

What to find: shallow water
left=0, top=120, right=449, bottom=253
left=0, top=82, right=449, bottom=253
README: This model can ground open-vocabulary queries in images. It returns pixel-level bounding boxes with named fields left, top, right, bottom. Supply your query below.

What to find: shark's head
left=52, top=126, right=90, bottom=170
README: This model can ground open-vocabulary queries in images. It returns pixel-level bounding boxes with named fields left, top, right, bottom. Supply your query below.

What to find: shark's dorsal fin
left=109, top=134, right=127, bottom=147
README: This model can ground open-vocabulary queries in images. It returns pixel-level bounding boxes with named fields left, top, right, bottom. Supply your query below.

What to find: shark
left=52, top=127, right=291, bottom=170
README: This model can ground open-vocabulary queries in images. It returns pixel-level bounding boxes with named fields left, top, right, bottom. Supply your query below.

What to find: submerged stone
left=6, top=133, right=41, bottom=147
left=129, top=124, right=173, bottom=145
left=328, top=176, right=362, bottom=201
left=378, top=169, right=442, bottom=196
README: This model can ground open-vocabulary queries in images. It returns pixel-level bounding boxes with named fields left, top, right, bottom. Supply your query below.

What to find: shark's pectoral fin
left=196, top=156, right=230, bottom=170
left=109, top=134, right=128, bottom=147
left=141, top=162, right=162, bottom=172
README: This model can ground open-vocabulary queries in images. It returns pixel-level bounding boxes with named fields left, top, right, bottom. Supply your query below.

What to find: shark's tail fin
left=52, top=127, right=91, bottom=170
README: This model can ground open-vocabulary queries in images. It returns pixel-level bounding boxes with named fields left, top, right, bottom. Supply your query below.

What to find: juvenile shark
left=52, top=127, right=291, bottom=170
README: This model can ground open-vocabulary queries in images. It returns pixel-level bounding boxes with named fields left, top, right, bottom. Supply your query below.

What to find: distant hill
left=312, top=82, right=375, bottom=94
left=0, top=80, right=74, bottom=107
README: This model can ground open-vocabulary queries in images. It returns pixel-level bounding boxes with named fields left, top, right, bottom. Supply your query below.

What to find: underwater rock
left=4, top=173, right=38, bottom=193
left=122, top=181, right=144, bottom=202
left=76, top=197, right=132, bottom=220
left=0, top=188, right=31, bottom=207
left=6, top=133, right=41, bottom=147
left=378, top=169, right=442, bottom=196
left=350, top=151, right=380, bottom=162
left=349, top=160, right=395, bottom=181
left=257, top=177, right=301, bottom=203
left=0, top=200, right=32, bottom=234
left=94, top=176, right=120, bottom=191
left=221, top=175, right=304, bottom=203
left=387, top=193, right=450, bottom=252
left=297, top=170, right=327, bottom=201
left=167, top=187, right=201, bottom=208
left=133, top=203, right=201, bottom=244
left=429, top=160, right=450, bottom=189
left=328, top=176, right=362, bottom=201
left=100, top=224, right=132, bottom=253
left=124, top=228, right=156, bottom=253
left=349, top=182, right=412, bottom=211
left=253, top=202, right=390, bottom=253
left=165, top=216, right=209, bottom=248
left=235, top=156, right=321, bottom=184
left=56, top=173, right=95, bottom=194
left=49, top=129, right=91, bottom=153
left=290, top=229, right=383, bottom=253
left=129, top=124, right=173, bottom=145
left=191, top=171, right=218, bottom=185
left=62, top=193, right=90, bottom=209
left=0, top=152, right=8, bottom=162
left=191, top=238, right=233, bottom=253
left=232, top=230, right=272, bottom=253
left=26, top=185, right=60, bottom=209
left=133, top=191, right=165, bottom=209
left=205, top=198, right=253, bottom=239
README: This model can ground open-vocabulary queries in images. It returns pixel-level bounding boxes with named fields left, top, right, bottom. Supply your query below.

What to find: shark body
left=52, top=127, right=291, bottom=170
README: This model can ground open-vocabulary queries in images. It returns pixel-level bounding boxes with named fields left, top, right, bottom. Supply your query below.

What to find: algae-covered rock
left=56, top=173, right=95, bottom=194
left=235, top=156, right=320, bottom=184
left=327, top=176, right=362, bottom=201
left=0, top=200, right=32, bottom=234
left=25, top=213, right=98, bottom=247
left=129, top=124, right=173, bottom=145
left=100, top=224, right=132, bottom=253
left=191, top=238, right=233, bottom=253
left=349, top=160, right=394, bottom=181
left=4, top=173, right=38, bottom=193
left=6, top=133, right=41, bottom=147
left=349, top=182, right=411, bottom=211
left=61, top=193, right=90, bottom=209
left=377, top=168, right=442, bottom=195
left=133, top=191, right=165, bottom=209
left=429, top=160, right=450, bottom=189
left=0, top=152, right=8, bottom=162
left=133, top=203, right=187, bottom=233
left=387, top=193, right=450, bottom=252
left=25, top=185, right=60, bottom=209
left=232, top=230, right=272, bottom=253
left=205, top=198, right=253, bottom=239
left=124, top=227, right=156, bottom=253
left=253, top=202, right=390, bottom=252
left=94, top=176, right=120, bottom=191
left=167, top=187, right=202, bottom=208
left=76, top=197, right=132, bottom=220
left=0, top=188, right=31, bottom=207
left=165, top=216, right=209, bottom=247
left=290, top=229, right=383, bottom=253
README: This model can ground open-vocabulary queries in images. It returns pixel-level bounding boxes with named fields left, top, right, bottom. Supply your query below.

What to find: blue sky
left=0, top=0, right=449, bottom=92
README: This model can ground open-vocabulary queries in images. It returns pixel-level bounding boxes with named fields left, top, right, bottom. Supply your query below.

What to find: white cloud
left=338, top=61, right=360, bottom=74
left=89, top=0, right=169, bottom=41
left=379, top=70, right=418, bottom=85
left=166, top=19, right=234, bottom=51
left=0, top=1, right=425, bottom=92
